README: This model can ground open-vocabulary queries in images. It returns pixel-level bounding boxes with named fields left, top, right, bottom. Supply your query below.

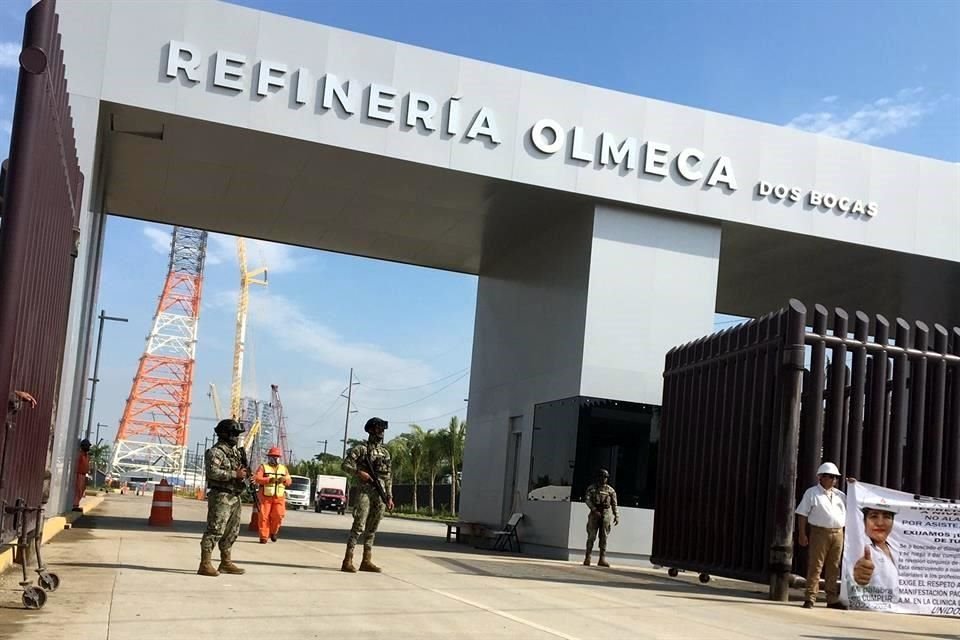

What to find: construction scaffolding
left=111, top=227, right=207, bottom=478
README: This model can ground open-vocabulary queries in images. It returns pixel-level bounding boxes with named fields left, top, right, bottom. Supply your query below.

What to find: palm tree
left=384, top=436, right=408, bottom=499
left=399, top=426, right=426, bottom=511
left=88, top=443, right=111, bottom=486
left=446, top=416, right=466, bottom=515
left=422, top=430, right=445, bottom=514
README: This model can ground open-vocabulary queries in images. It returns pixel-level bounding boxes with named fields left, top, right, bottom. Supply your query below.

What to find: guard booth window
left=529, top=396, right=659, bottom=509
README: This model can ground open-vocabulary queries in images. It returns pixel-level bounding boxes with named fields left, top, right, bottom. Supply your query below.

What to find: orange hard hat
left=267, top=447, right=282, bottom=457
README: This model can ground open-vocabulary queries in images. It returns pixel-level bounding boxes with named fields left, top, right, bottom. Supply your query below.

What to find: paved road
left=0, top=495, right=954, bottom=639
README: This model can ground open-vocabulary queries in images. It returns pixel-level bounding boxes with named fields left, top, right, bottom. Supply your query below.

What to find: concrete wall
left=464, top=205, right=721, bottom=558
left=42, top=89, right=107, bottom=515
left=581, top=205, right=722, bottom=404
left=567, top=502, right=656, bottom=559
left=461, top=209, right=593, bottom=529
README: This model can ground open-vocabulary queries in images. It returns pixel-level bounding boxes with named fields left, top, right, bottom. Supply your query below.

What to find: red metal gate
left=0, top=0, right=83, bottom=543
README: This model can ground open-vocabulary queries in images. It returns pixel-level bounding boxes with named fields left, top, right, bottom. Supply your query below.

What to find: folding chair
left=492, top=513, right=523, bottom=552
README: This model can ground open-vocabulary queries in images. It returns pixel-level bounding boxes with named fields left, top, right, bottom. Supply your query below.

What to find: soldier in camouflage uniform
left=198, top=419, right=249, bottom=577
left=341, top=417, right=394, bottom=573
left=583, top=468, right=619, bottom=567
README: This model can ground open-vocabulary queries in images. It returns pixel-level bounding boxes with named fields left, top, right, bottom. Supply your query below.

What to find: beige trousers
left=805, top=525, right=843, bottom=604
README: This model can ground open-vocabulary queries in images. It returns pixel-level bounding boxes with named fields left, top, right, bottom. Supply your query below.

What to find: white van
left=285, top=475, right=312, bottom=510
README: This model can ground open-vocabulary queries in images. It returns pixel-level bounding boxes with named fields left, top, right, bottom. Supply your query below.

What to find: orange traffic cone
left=148, top=479, right=174, bottom=526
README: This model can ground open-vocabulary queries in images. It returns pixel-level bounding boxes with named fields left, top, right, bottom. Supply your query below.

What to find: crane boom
left=229, top=238, right=267, bottom=419
left=208, top=383, right=223, bottom=421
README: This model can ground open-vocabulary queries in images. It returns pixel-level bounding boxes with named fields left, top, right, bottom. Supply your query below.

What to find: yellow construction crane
left=229, top=238, right=267, bottom=451
left=208, top=383, right=223, bottom=421
left=230, top=238, right=267, bottom=419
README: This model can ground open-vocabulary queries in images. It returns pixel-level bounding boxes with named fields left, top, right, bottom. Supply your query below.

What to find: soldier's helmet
left=214, top=418, right=244, bottom=437
left=364, top=417, right=388, bottom=433
left=598, top=468, right=609, bottom=478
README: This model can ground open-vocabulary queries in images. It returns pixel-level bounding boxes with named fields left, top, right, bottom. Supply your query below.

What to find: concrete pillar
left=462, top=203, right=721, bottom=559
left=580, top=205, right=722, bottom=404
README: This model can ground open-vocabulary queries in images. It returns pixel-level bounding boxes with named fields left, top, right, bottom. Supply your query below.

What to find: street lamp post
left=84, top=310, right=128, bottom=442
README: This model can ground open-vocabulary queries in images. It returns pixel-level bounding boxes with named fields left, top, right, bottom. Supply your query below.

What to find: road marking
left=390, top=575, right=583, bottom=640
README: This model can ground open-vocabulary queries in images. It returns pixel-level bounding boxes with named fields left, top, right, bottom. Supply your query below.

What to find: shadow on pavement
left=800, top=634, right=959, bottom=640
left=427, top=555, right=770, bottom=600
left=73, top=514, right=494, bottom=556
left=56, top=561, right=195, bottom=575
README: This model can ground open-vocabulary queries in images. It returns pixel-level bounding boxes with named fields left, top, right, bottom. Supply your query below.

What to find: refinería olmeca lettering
left=163, top=40, right=739, bottom=192
left=165, top=41, right=501, bottom=144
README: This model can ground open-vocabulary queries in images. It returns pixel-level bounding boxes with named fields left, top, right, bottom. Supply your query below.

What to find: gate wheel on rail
left=668, top=568, right=679, bottom=577
left=698, top=573, right=711, bottom=583
left=22, top=586, right=47, bottom=610
left=37, top=570, right=60, bottom=592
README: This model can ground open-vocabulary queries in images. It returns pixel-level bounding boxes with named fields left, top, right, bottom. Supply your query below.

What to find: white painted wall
left=580, top=205, right=722, bottom=404
left=567, top=502, right=656, bottom=557
left=462, top=209, right=593, bottom=527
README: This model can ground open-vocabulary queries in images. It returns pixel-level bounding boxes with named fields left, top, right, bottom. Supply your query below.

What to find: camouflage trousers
left=586, top=510, right=613, bottom=553
left=347, top=489, right=385, bottom=552
left=200, top=490, right=242, bottom=555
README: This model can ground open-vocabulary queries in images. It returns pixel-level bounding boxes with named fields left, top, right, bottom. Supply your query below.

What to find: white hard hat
left=860, top=498, right=900, bottom=515
left=817, top=462, right=840, bottom=476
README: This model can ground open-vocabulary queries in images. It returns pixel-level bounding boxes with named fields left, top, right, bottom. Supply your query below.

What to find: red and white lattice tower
left=111, top=227, right=207, bottom=478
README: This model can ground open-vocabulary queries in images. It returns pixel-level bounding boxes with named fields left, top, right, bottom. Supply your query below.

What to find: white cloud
left=140, top=226, right=303, bottom=273
left=0, top=42, right=19, bottom=70
left=206, top=233, right=303, bottom=274
left=246, top=291, right=435, bottom=381
left=142, top=225, right=172, bottom=254
left=217, top=289, right=469, bottom=451
left=821, top=95, right=838, bottom=104
left=786, top=87, right=939, bottom=143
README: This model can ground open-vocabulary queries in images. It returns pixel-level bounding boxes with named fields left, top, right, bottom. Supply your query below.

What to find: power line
left=388, top=405, right=468, bottom=426
left=361, top=338, right=471, bottom=378
left=358, top=371, right=469, bottom=411
left=355, top=366, right=468, bottom=392
left=303, top=393, right=346, bottom=429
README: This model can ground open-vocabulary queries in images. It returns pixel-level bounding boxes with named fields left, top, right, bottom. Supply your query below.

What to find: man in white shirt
left=795, top=462, right=846, bottom=609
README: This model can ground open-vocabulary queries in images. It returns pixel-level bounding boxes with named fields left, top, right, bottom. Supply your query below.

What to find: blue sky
left=0, top=0, right=957, bottom=461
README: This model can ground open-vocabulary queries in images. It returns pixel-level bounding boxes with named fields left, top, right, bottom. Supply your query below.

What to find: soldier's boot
left=341, top=547, right=357, bottom=573
left=597, top=552, right=610, bottom=568
left=197, top=551, right=219, bottom=577
left=359, top=548, right=382, bottom=573
left=583, top=551, right=592, bottom=566
left=218, top=550, right=245, bottom=575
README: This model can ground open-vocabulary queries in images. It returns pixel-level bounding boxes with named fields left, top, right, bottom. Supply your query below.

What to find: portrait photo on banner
left=841, top=480, right=960, bottom=618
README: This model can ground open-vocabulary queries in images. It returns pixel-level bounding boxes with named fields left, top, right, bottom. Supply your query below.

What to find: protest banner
left=842, top=481, right=960, bottom=617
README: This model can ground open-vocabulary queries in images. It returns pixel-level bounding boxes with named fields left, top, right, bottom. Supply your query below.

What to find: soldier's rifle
left=359, top=448, right=390, bottom=505
left=237, top=446, right=261, bottom=509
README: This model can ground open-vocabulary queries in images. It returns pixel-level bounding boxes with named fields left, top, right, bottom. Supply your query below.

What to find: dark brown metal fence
left=652, top=299, right=960, bottom=599
left=0, top=0, right=83, bottom=544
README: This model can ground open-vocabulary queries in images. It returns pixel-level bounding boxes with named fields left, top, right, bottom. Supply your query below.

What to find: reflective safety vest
left=261, top=464, right=289, bottom=498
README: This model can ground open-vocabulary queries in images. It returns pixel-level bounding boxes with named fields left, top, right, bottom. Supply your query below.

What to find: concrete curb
left=0, top=495, right=105, bottom=575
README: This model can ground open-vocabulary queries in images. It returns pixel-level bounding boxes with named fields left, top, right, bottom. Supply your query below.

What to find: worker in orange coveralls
left=73, top=438, right=92, bottom=511
left=254, top=447, right=292, bottom=543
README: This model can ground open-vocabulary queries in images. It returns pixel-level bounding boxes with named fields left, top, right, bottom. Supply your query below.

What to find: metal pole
left=342, top=368, right=354, bottom=459
left=84, top=311, right=128, bottom=441
left=770, top=299, right=807, bottom=601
